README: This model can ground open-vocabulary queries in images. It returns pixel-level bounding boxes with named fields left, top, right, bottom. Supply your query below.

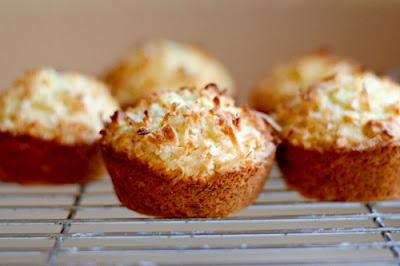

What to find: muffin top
left=104, top=40, right=235, bottom=107
left=0, top=68, right=119, bottom=145
left=252, top=52, right=360, bottom=113
left=276, top=72, right=400, bottom=150
left=101, top=85, right=275, bottom=179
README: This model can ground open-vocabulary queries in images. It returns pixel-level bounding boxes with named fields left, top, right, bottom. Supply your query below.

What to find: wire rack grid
left=0, top=165, right=399, bottom=266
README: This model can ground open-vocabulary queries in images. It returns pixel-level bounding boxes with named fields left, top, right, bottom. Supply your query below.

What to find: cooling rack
left=0, top=165, right=399, bottom=266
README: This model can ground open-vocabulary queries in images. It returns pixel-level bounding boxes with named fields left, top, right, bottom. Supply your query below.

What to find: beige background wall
left=1, top=0, right=400, bottom=102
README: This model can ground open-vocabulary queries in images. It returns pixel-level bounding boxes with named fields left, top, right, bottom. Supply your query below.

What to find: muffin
left=276, top=72, right=400, bottom=201
left=251, top=52, right=361, bottom=113
left=104, top=40, right=235, bottom=107
left=0, top=68, right=118, bottom=184
left=101, top=84, right=277, bottom=218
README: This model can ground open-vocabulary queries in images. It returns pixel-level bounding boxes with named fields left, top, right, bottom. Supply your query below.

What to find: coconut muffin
left=276, top=72, right=400, bottom=201
left=0, top=68, right=118, bottom=184
left=101, top=84, right=277, bottom=218
left=104, top=40, right=235, bottom=107
left=251, top=52, right=361, bottom=113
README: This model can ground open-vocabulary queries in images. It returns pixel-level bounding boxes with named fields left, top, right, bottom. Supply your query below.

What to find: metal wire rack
left=0, top=165, right=399, bottom=266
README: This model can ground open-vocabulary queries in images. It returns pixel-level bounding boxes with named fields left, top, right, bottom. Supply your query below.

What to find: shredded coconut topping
left=253, top=52, right=360, bottom=112
left=102, top=85, right=275, bottom=178
left=276, top=72, right=400, bottom=149
left=0, top=68, right=119, bottom=144
left=104, top=40, right=235, bottom=106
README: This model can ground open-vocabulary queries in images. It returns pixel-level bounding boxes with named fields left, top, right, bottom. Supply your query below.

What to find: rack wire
left=0, top=165, right=399, bottom=266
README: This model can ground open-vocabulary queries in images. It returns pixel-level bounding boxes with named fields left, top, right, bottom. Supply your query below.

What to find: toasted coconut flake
left=171, top=102, right=177, bottom=112
left=222, top=124, right=240, bottom=150
left=213, top=95, right=220, bottom=108
left=161, top=111, right=174, bottom=126
left=204, top=83, right=219, bottom=92
left=147, top=133, right=164, bottom=146
left=143, top=110, right=150, bottom=124
left=162, top=124, right=177, bottom=142
left=385, top=104, right=400, bottom=115
left=360, top=83, right=371, bottom=111
left=233, top=116, right=241, bottom=129
left=137, top=127, right=151, bottom=135
left=255, top=111, right=282, bottom=133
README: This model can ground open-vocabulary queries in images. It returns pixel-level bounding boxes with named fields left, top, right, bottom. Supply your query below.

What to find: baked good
left=0, top=68, right=118, bottom=184
left=101, top=84, right=277, bottom=217
left=251, top=52, right=361, bottom=113
left=276, top=72, right=400, bottom=201
left=104, top=40, right=235, bottom=107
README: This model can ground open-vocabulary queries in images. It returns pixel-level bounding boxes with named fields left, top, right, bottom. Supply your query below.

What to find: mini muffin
left=0, top=69, right=118, bottom=184
left=104, top=40, right=235, bottom=107
left=101, top=84, right=277, bottom=218
left=276, top=72, right=400, bottom=201
left=251, top=52, right=361, bottom=113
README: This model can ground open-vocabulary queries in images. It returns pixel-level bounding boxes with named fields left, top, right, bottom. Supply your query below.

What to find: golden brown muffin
left=101, top=85, right=277, bottom=218
left=276, top=72, right=400, bottom=201
left=0, top=68, right=119, bottom=184
left=251, top=52, right=361, bottom=113
left=104, top=40, right=235, bottom=107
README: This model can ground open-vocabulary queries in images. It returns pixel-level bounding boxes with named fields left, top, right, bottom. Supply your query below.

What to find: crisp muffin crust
left=278, top=140, right=400, bottom=201
left=104, top=40, right=235, bottom=107
left=0, top=132, right=104, bottom=184
left=103, top=148, right=274, bottom=218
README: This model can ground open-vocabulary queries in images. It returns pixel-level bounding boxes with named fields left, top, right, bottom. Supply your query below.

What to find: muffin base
left=0, top=132, right=104, bottom=184
left=102, top=147, right=275, bottom=218
left=277, top=141, right=400, bottom=201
